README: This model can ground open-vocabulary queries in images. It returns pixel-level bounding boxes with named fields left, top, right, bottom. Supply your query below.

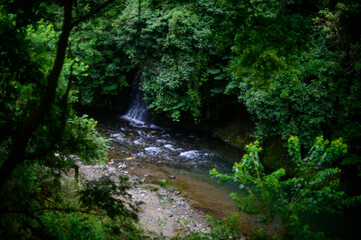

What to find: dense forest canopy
left=71, top=0, right=361, bottom=173
left=1, top=0, right=361, bottom=239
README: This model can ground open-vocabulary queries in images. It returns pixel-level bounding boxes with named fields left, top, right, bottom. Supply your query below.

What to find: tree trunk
left=0, top=0, right=116, bottom=189
left=0, top=0, right=73, bottom=188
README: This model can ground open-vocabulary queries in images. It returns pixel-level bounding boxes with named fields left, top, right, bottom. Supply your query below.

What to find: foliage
left=173, top=213, right=243, bottom=240
left=0, top=161, right=132, bottom=238
left=0, top=1, right=144, bottom=239
left=41, top=211, right=108, bottom=240
left=210, top=136, right=361, bottom=239
left=0, top=166, right=145, bottom=239
left=222, top=0, right=310, bottom=88
left=62, top=114, right=109, bottom=164
left=0, top=9, right=44, bottom=141
left=80, top=175, right=137, bottom=220
left=112, top=0, right=226, bottom=122
left=203, top=213, right=243, bottom=240
left=71, top=3, right=130, bottom=105
left=66, top=0, right=361, bottom=179
left=241, top=50, right=339, bottom=146
left=86, top=0, right=361, bottom=177
left=2, top=0, right=361, bottom=238
left=316, top=1, right=361, bottom=174
left=50, top=0, right=361, bottom=178
left=219, top=0, right=361, bottom=169
left=151, top=179, right=186, bottom=196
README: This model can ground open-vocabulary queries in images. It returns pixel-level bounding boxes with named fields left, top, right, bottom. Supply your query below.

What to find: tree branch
left=24, top=63, right=74, bottom=162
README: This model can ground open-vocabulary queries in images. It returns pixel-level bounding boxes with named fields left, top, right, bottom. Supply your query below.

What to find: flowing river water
left=103, top=117, right=241, bottom=220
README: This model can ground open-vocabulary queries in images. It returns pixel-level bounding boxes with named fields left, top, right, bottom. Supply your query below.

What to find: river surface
left=99, top=116, right=242, bottom=220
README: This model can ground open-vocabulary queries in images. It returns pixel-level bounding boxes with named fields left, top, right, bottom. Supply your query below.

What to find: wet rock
left=169, top=175, right=176, bottom=179
left=118, top=163, right=127, bottom=169
left=145, top=147, right=163, bottom=155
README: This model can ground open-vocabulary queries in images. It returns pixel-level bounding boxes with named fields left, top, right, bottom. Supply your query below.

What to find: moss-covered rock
left=212, top=116, right=255, bottom=151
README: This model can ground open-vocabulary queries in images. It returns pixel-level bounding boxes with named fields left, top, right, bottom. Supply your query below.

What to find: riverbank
left=75, top=158, right=209, bottom=238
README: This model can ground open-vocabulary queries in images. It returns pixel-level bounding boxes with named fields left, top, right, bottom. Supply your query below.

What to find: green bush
left=211, top=136, right=361, bottom=239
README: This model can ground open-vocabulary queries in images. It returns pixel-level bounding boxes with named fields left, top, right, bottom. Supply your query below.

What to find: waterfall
left=122, top=72, right=150, bottom=123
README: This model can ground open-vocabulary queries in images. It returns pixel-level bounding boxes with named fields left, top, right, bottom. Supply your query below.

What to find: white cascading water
left=122, top=72, right=150, bottom=123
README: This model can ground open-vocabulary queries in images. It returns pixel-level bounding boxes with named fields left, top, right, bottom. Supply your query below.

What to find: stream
left=101, top=116, right=241, bottom=221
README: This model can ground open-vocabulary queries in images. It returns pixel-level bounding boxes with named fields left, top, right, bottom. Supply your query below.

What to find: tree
left=0, top=1, right=147, bottom=239
left=70, top=2, right=130, bottom=107
left=211, top=136, right=361, bottom=239
left=0, top=0, right=115, bottom=188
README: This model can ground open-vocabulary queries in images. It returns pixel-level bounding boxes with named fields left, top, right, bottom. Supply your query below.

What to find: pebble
left=118, top=163, right=127, bottom=169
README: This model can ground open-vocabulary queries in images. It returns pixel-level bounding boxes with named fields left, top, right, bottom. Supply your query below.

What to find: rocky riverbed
left=76, top=159, right=210, bottom=238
